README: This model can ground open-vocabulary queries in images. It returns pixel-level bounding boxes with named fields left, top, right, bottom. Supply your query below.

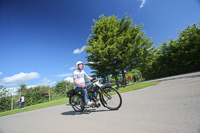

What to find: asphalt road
left=0, top=72, right=200, bottom=133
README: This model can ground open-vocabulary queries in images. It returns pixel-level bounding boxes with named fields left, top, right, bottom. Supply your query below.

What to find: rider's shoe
left=86, top=101, right=93, bottom=106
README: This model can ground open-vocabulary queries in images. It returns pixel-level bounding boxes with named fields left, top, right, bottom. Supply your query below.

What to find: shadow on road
left=61, top=109, right=114, bottom=116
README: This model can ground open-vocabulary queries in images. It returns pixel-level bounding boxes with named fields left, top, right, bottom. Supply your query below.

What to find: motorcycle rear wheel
left=70, top=94, right=85, bottom=112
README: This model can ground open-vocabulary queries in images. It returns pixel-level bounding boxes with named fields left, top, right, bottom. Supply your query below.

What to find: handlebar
left=91, top=77, right=97, bottom=82
left=85, top=77, right=98, bottom=84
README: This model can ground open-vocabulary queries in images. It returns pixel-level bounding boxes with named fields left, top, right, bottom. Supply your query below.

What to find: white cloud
left=40, top=78, right=51, bottom=86
left=27, top=85, right=38, bottom=88
left=4, top=78, right=56, bottom=95
left=40, top=78, right=57, bottom=87
left=6, top=87, right=19, bottom=95
left=140, top=0, right=146, bottom=8
left=73, top=46, right=85, bottom=54
left=27, top=81, right=56, bottom=88
left=1, top=72, right=40, bottom=86
left=48, top=81, right=57, bottom=86
left=43, top=78, right=49, bottom=82
left=57, top=73, right=73, bottom=77
left=0, top=72, right=2, bottom=75
left=27, top=79, right=56, bottom=88
left=64, top=77, right=73, bottom=83
left=69, top=67, right=76, bottom=70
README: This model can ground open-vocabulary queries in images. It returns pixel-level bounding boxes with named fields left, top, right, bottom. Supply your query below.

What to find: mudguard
left=66, top=89, right=75, bottom=97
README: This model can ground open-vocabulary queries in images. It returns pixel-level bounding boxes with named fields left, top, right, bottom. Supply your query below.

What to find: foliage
left=126, top=69, right=143, bottom=82
left=0, top=86, right=13, bottom=112
left=53, top=80, right=73, bottom=94
left=85, top=14, right=154, bottom=86
left=143, top=24, right=200, bottom=79
left=0, top=80, right=74, bottom=113
left=16, top=84, right=27, bottom=95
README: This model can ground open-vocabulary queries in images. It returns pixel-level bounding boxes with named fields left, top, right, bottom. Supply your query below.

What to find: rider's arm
left=86, top=75, right=93, bottom=80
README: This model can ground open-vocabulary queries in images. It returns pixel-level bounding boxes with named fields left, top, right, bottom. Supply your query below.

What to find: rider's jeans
left=19, top=102, right=21, bottom=109
left=75, top=86, right=90, bottom=104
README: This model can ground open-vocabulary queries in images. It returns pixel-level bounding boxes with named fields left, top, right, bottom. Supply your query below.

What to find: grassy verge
left=0, top=98, right=69, bottom=117
left=0, top=81, right=158, bottom=117
left=117, top=81, right=158, bottom=93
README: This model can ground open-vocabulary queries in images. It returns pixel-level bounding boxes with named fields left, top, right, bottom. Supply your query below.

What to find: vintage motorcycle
left=66, top=78, right=122, bottom=112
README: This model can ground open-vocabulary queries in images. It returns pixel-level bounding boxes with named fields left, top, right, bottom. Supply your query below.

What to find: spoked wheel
left=70, top=94, right=85, bottom=112
left=100, top=87, right=122, bottom=110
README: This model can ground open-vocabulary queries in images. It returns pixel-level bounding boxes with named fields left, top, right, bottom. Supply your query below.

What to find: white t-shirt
left=73, top=70, right=88, bottom=88
left=21, top=96, right=24, bottom=102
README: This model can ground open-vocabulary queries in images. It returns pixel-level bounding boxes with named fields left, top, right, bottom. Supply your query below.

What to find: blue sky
left=0, top=0, right=200, bottom=93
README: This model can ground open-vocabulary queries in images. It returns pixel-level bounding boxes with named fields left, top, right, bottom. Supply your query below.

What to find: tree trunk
left=11, top=95, right=13, bottom=110
left=49, top=88, right=51, bottom=102
left=112, top=72, right=119, bottom=88
left=122, top=70, right=127, bottom=85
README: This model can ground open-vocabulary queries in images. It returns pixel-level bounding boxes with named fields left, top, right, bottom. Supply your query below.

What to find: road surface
left=0, top=72, right=200, bottom=133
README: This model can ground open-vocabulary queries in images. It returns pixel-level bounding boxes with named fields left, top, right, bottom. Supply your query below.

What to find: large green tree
left=85, top=14, right=154, bottom=86
left=85, top=14, right=120, bottom=86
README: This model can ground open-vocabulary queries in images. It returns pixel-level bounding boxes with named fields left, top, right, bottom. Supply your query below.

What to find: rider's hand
left=81, top=84, right=85, bottom=88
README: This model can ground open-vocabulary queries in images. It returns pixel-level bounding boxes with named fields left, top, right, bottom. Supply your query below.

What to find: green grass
left=117, top=81, right=158, bottom=93
left=0, top=81, right=158, bottom=117
left=0, top=98, right=69, bottom=117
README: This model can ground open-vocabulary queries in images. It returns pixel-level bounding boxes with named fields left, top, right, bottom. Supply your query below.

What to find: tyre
left=100, top=87, right=122, bottom=110
left=70, top=94, right=85, bottom=112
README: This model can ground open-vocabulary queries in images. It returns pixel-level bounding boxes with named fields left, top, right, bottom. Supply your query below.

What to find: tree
left=176, top=24, right=200, bottom=72
left=85, top=14, right=154, bottom=86
left=115, top=15, right=154, bottom=84
left=16, top=84, right=27, bottom=95
left=145, top=23, right=200, bottom=79
left=0, top=86, right=11, bottom=112
left=53, top=80, right=73, bottom=95
left=85, top=14, right=121, bottom=86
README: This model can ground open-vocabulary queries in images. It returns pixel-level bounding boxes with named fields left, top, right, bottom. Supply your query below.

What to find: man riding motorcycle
left=73, top=61, right=93, bottom=106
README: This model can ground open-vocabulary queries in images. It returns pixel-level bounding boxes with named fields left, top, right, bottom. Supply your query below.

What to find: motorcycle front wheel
left=100, top=87, right=122, bottom=110
left=70, top=94, right=85, bottom=112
